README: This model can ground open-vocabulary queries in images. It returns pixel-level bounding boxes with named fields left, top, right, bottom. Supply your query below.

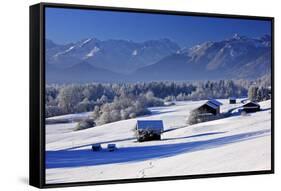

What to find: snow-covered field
left=45, top=99, right=271, bottom=184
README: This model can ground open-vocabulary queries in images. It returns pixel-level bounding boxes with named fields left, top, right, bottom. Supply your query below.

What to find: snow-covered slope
left=45, top=99, right=271, bottom=184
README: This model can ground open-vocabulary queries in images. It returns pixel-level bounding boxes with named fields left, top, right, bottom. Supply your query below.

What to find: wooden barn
left=229, top=97, right=236, bottom=104
left=136, top=120, right=164, bottom=142
left=242, top=102, right=260, bottom=113
left=195, top=99, right=223, bottom=115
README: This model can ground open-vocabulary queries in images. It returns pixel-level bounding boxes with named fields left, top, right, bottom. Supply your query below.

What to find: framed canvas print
left=29, top=2, right=274, bottom=188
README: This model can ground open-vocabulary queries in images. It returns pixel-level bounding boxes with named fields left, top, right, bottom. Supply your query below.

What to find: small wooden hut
left=136, top=120, right=164, bottom=142
left=229, top=97, right=237, bottom=104
left=242, top=102, right=260, bottom=113
left=195, top=99, right=223, bottom=115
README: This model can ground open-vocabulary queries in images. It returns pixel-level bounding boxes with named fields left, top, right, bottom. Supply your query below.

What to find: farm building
left=242, top=102, right=261, bottom=113
left=194, top=99, right=223, bottom=116
left=136, top=120, right=164, bottom=142
left=229, top=97, right=237, bottom=104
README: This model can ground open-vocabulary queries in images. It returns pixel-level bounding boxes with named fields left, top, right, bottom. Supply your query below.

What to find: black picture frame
left=30, top=2, right=275, bottom=188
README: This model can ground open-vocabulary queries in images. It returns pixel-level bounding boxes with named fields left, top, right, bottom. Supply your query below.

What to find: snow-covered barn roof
left=136, top=120, right=164, bottom=131
left=206, top=101, right=219, bottom=109
left=208, top=99, right=223, bottom=106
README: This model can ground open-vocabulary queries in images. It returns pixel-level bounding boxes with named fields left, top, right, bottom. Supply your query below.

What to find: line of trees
left=46, top=77, right=271, bottom=126
left=92, top=92, right=163, bottom=125
left=185, top=80, right=248, bottom=101
left=45, top=82, right=196, bottom=117
left=248, top=86, right=271, bottom=102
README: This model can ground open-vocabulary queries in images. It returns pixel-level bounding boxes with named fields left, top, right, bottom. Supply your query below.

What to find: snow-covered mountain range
left=46, top=34, right=271, bottom=83
left=134, top=34, right=271, bottom=81
left=46, top=38, right=180, bottom=73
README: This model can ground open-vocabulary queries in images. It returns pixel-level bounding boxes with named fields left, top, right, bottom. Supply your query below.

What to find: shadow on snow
left=63, top=137, right=136, bottom=151
left=46, top=129, right=270, bottom=169
left=161, top=131, right=226, bottom=141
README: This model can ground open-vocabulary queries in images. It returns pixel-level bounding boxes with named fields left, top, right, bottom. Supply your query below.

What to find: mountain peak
left=46, top=39, right=59, bottom=49
left=231, top=33, right=247, bottom=40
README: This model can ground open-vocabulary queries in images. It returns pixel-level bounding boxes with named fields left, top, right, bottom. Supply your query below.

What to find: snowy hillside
left=45, top=99, right=271, bottom=184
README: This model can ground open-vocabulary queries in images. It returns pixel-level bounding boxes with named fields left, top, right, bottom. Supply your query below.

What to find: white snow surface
left=54, top=46, right=75, bottom=57
left=132, top=49, right=138, bottom=56
left=85, top=46, right=100, bottom=58
left=45, top=99, right=271, bottom=184
left=79, top=38, right=92, bottom=47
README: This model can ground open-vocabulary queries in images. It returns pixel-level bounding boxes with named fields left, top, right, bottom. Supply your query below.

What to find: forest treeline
left=46, top=76, right=271, bottom=128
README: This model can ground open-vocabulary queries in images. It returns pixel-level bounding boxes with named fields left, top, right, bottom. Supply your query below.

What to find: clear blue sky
left=45, top=7, right=271, bottom=47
